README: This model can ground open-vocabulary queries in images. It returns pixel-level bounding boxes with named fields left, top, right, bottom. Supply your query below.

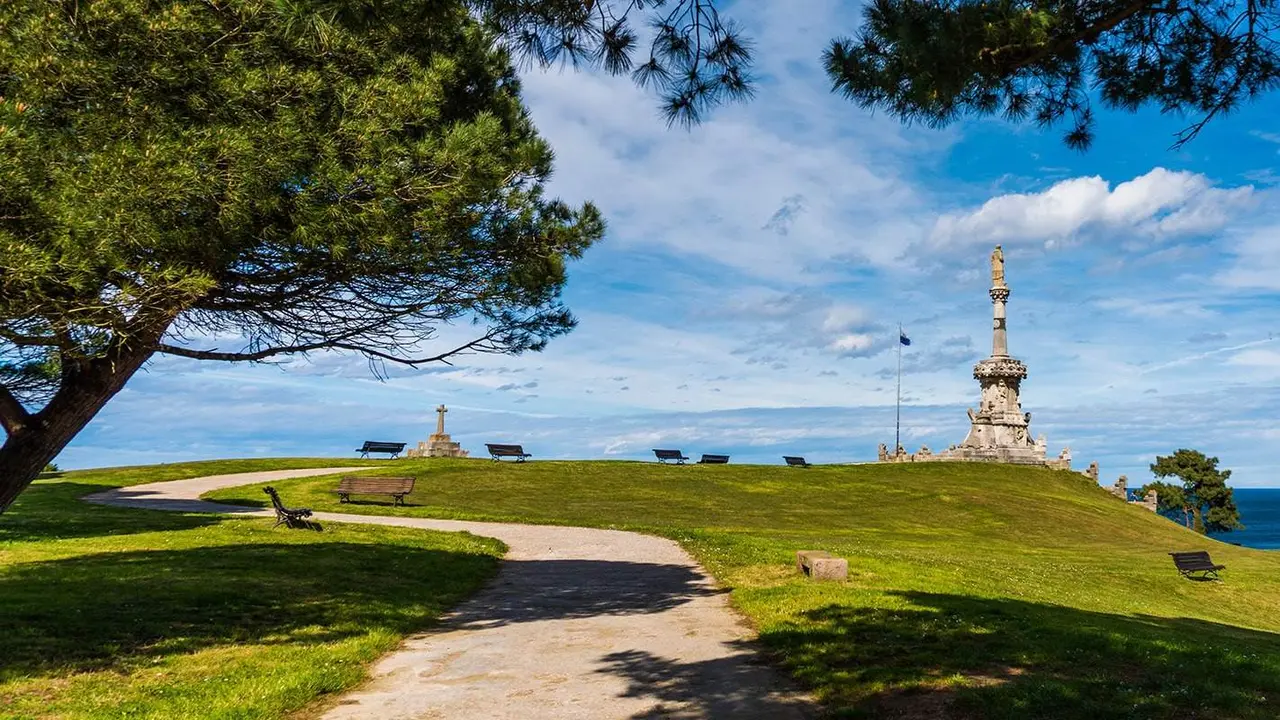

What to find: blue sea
left=1223, top=489, right=1280, bottom=550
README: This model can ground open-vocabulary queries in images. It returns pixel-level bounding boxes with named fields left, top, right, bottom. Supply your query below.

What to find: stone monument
left=405, top=404, right=470, bottom=458
left=881, top=245, right=1078, bottom=470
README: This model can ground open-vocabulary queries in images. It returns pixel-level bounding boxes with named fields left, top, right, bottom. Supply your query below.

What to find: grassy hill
left=0, top=460, right=504, bottom=720
left=208, top=458, right=1280, bottom=719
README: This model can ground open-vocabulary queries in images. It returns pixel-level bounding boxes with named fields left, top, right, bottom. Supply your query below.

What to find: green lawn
left=210, top=458, right=1280, bottom=719
left=0, top=459, right=504, bottom=720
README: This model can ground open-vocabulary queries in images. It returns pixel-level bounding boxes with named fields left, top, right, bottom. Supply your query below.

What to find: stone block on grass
left=796, top=550, right=847, bottom=581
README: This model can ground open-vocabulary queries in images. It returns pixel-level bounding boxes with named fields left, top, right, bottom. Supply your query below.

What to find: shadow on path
left=447, top=558, right=724, bottom=629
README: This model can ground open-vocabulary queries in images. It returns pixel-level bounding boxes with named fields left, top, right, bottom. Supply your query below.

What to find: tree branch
left=0, top=328, right=59, bottom=347
left=155, top=340, right=340, bottom=362
left=154, top=329, right=506, bottom=367
left=0, top=383, right=33, bottom=436
left=984, top=0, right=1164, bottom=71
left=1170, top=0, right=1262, bottom=149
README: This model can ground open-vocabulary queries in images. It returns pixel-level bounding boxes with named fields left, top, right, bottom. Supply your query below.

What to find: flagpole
left=895, top=323, right=902, bottom=455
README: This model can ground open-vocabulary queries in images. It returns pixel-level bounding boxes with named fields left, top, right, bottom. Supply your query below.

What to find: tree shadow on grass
left=0, top=541, right=498, bottom=681
left=762, top=591, right=1280, bottom=719
left=0, top=482, right=223, bottom=543
left=597, top=645, right=816, bottom=719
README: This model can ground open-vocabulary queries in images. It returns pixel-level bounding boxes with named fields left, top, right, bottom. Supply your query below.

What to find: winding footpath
left=85, top=468, right=815, bottom=720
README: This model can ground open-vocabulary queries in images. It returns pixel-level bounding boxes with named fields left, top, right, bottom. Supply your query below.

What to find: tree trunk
left=1192, top=506, right=1206, bottom=535
left=0, top=342, right=157, bottom=512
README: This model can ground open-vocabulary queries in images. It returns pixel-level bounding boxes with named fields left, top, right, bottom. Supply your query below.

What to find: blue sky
left=61, top=1, right=1280, bottom=487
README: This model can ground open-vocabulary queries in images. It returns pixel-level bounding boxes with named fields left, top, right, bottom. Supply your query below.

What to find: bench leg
left=338, top=493, right=349, bottom=503
left=394, top=494, right=405, bottom=507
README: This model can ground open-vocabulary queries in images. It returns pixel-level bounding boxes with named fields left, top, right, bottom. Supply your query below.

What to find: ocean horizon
left=1212, top=488, right=1280, bottom=550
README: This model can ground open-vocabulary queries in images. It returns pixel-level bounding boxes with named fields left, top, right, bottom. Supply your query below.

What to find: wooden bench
left=698, top=454, right=730, bottom=464
left=795, top=550, right=848, bottom=581
left=1170, top=550, right=1226, bottom=580
left=486, top=443, right=531, bottom=462
left=653, top=449, right=689, bottom=464
left=263, top=486, right=315, bottom=529
left=356, top=441, right=406, bottom=459
left=783, top=455, right=811, bottom=467
left=336, top=476, right=415, bottom=506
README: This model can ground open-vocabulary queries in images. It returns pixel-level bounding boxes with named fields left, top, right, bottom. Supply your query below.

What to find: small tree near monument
left=1141, top=449, right=1243, bottom=535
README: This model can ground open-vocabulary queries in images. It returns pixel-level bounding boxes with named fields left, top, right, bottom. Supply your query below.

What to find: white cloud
left=515, top=1, right=948, bottom=282
left=928, top=168, right=1254, bottom=249
left=829, top=333, right=877, bottom=354
left=1227, top=348, right=1280, bottom=369
left=1216, top=220, right=1280, bottom=290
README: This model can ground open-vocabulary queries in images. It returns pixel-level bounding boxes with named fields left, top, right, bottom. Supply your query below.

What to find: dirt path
left=85, top=468, right=815, bottom=719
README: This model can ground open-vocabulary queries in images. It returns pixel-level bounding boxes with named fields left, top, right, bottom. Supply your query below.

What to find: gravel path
left=85, top=468, right=815, bottom=720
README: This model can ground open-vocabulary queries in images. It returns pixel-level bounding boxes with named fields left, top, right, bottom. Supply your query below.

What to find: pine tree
left=1141, top=449, right=1243, bottom=534
left=825, top=0, right=1280, bottom=149
left=0, top=0, right=607, bottom=509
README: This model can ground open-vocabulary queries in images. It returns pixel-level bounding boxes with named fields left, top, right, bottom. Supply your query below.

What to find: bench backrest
left=338, top=476, right=415, bottom=494
left=700, top=454, right=730, bottom=463
left=654, top=449, right=686, bottom=459
left=263, top=486, right=288, bottom=511
left=783, top=456, right=808, bottom=466
left=1170, top=551, right=1216, bottom=567
left=486, top=443, right=528, bottom=455
left=361, top=441, right=406, bottom=451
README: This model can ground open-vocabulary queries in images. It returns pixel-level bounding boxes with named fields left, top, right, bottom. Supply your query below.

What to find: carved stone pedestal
left=880, top=245, right=1080, bottom=471
left=404, top=405, right=470, bottom=458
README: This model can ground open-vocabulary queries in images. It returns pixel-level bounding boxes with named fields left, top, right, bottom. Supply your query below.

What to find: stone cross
left=435, top=404, right=447, bottom=435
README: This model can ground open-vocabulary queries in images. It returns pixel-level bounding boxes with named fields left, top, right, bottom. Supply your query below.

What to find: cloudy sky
left=62, top=1, right=1280, bottom=487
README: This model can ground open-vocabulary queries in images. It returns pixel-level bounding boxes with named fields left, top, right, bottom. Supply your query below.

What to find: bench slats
left=653, top=449, right=689, bottom=464
left=1169, top=551, right=1225, bottom=579
left=263, top=486, right=313, bottom=529
left=336, top=476, right=415, bottom=506
left=486, top=443, right=531, bottom=461
left=356, top=441, right=406, bottom=458
left=698, top=454, right=730, bottom=464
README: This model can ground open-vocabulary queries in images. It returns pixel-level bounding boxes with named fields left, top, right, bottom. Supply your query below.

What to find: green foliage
left=825, top=0, right=1280, bottom=149
left=1, top=461, right=503, bottom=718
left=0, top=0, right=606, bottom=499
left=479, top=0, right=755, bottom=126
left=1143, top=448, right=1243, bottom=534
left=41, top=462, right=58, bottom=473
left=210, top=457, right=1280, bottom=718
left=1, top=0, right=602, bottom=385
left=1143, top=479, right=1191, bottom=526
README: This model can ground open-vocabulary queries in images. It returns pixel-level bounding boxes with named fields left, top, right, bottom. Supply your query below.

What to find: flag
left=899, top=330, right=911, bottom=346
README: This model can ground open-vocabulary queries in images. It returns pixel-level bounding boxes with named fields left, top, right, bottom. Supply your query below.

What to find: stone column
left=991, top=286, right=1009, bottom=357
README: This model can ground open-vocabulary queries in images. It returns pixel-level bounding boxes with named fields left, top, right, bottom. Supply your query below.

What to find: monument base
left=878, top=442, right=1075, bottom=471
left=405, top=433, right=470, bottom=458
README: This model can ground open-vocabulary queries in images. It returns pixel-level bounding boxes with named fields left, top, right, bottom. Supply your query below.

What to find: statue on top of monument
left=991, top=244, right=1005, bottom=287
